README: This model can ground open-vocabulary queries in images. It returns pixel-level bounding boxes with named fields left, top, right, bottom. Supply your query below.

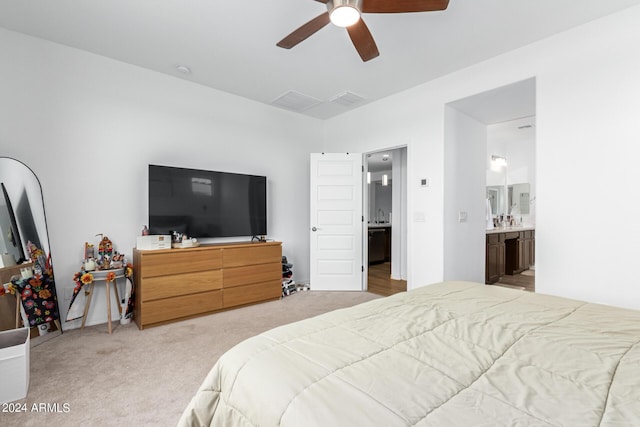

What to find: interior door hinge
left=362, top=215, right=364, bottom=222
left=362, top=165, right=364, bottom=172
left=361, top=266, right=364, bottom=272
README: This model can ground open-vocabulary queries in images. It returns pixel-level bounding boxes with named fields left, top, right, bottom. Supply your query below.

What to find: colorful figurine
left=98, top=235, right=113, bottom=258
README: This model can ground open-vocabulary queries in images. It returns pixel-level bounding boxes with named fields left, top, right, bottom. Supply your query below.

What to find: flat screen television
left=148, top=165, right=267, bottom=239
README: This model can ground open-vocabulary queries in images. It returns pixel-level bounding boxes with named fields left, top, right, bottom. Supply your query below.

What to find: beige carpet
left=1, top=291, right=380, bottom=427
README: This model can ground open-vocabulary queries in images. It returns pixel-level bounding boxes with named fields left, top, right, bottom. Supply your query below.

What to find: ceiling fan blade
left=346, top=19, right=379, bottom=62
left=277, top=12, right=331, bottom=49
left=362, top=0, right=449, bottom=13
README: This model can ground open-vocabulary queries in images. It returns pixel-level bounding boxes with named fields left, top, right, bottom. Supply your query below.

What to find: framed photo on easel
left=84, top=242, right=95, bottom=260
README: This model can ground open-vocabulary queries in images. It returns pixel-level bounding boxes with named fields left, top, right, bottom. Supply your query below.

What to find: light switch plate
left=458, top=211, right=468, bottom=222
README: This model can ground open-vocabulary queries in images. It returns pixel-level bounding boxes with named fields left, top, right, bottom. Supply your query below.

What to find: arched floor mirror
left=0, top=157, right=62, bottom=344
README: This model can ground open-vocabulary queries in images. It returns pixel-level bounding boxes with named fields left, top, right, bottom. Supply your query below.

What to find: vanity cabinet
left=505, top=231, right=524, bottom=275
left=511, top=229, right=535, bottom=274
left=368, top=226, right=391, bottom=265
left=486, top=229, right=534, bottom=284
left=525, top=230, right=535, bottom=266
left=368, top=229, right=385, bottom=264
left=486, top=234, right=505, bottom=283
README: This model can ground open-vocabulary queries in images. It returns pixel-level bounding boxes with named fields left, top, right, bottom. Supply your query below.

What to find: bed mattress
left=179, top=281, right=640, bottom=426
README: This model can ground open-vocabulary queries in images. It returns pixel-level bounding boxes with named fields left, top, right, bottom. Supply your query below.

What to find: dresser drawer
left=223, top=262, right=281, bottom=288
left=141, top=270, right=222, bottom=302
left=223, top=244, right=281, bottom=268
left=140, top=289, right=222, bottom=325
left=139, top=248, right=222, bottom=277
left=223, top=281, right=281, bottom=308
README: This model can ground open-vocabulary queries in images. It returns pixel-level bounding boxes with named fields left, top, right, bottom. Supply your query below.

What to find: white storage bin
left=0, top=327, right=30, bottom=403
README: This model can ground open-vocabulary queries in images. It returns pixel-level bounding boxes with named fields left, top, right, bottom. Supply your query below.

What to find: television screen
left=148, top=165, right=267, bottom=238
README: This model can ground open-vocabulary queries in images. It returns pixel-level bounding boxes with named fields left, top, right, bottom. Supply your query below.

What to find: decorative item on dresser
left=133, top=241, right=282, bottom=329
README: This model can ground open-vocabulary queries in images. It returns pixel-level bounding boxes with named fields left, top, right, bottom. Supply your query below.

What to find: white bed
left=179, top=281, right=640, bottom=426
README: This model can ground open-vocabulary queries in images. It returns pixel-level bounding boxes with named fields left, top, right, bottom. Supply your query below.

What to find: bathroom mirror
left=486, top=182, right=531, bottom=216
left=0, top=157, right=61, bottom=335
left=487, top=185, right=505, bottom=216
left=369, top=179, right=392, bottom=224
left=508, top=183, right=530, bottom=215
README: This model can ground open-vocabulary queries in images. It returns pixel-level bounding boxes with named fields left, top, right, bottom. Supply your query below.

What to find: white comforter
left=179, top=281, right=640, bottom=426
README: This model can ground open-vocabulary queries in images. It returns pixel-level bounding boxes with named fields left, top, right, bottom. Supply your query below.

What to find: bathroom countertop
left=486, top=225, right=535, bottom=234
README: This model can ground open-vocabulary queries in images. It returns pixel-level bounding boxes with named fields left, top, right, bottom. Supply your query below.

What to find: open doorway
left=445, top=78, right=536, bottom=292
left=486, top=117, right=536, bottom=292
left=364, top=147, right=407, bottom=296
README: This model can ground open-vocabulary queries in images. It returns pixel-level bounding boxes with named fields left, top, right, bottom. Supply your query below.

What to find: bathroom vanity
left=485, top=227, right=535, bottom=284
left=368, top=224, right=391, bottom=265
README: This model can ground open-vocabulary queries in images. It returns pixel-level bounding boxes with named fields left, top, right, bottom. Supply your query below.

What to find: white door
left=310, top=153, right=363, bottom=291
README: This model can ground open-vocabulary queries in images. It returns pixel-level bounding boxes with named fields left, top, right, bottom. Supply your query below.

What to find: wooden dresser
left=133, top=241, right=281, bottom=329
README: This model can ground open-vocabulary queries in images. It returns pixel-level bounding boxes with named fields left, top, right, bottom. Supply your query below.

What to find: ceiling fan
left=277, top=0, right=450, bottom=62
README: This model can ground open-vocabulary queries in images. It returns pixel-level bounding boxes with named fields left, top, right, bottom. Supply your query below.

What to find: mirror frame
left=0, top=156, right=61, bottom=335
left=0, top=182, right=26, bottom=263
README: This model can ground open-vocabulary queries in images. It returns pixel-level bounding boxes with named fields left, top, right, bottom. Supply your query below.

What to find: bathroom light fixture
left=491, top=155, right=507, bottom=167
left=382, top=174, right=388, bottom=186
left=367, top=172, right=371, bottom=184
left=329, top=0, right=362, bottom=27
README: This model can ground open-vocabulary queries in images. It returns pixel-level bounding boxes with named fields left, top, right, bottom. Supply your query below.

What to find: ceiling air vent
left=271, top=91, right=321, bottom=112
left=330, top=91, right=365, bottom=107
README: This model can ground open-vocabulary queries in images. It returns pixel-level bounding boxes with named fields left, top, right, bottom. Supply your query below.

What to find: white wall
left=535, top=7, right=640, bottom=308
left=324, top=5, right=640, bottom=309
left=0, top=27, right=323, bottom=327
left=3, top=3, right=640, bottom=329
left=325, top=108, right=446, bottom=289
left=443, top=107, right=487, bottom=283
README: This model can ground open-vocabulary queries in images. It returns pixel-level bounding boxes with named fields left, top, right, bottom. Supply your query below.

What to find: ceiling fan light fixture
left=328, top=0, right=362, bottom=28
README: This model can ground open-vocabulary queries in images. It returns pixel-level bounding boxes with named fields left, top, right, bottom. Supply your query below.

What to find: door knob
left=311, top=227, right=319, bottom=232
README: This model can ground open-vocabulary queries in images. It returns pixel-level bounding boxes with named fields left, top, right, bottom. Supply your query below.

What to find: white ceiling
left=1, top=0, right=639, bottom=120
left=368, top=151, right=394, bottom=173
left=449, top=78, right=536, bottom=125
